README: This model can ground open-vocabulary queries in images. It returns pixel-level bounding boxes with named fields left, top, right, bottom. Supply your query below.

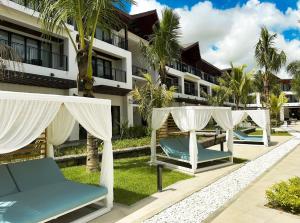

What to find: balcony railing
left=132, top=65, right=147, bottom=78
left=1, top=39, right=68, bottom=71
left=93, top=68, right=127, bottom=83
left=10, top=0, right=38, bottom=10
left=184, top=88, right=198, bottom=96
left=168, top=61, right=219, bottom=84
left=96, top=32, right=127, bottom=49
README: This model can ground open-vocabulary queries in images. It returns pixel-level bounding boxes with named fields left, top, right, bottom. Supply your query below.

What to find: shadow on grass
left=114, top=187, right=157, bottom=206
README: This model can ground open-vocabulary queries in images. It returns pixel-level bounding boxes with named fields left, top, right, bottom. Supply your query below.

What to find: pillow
left=8, top=158, right=65, bottom=191
left=0, top=165, right=19, bottom=197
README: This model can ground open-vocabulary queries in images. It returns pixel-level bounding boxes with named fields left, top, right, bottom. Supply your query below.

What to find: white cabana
left=151, top=106, right=234, bottom=173
left=232, top=110, right=271, bottom=146
left=0, top=90, right=113, bottom=218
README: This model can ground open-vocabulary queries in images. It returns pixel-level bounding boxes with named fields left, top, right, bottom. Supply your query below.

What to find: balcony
left=168, top=61, right=218, bottom=84
left=0, top=39, right=68, bottom=71
left=10, top=0, right=38, bottom=10
left=93, top=67, right=127, bottom=83
left=132, top=65, right=147, bottom=78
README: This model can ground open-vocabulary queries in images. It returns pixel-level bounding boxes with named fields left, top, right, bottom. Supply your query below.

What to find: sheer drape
left=47, top=105, right=76, bottom=157
left=151, top=107, right=234, bottom=170
left=0, top=99, right=61, bottom=154
left=150, top=109, right=171, bottom=163
left=212, top=110, right=234, bottom=152
left=247, top=110, right=270, bottom=146
left=64, top=102, right=113, bottom=208
left=232, top=110, right=248, bottom=126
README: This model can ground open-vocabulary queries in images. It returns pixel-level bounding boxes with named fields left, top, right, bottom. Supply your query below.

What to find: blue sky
left=129, top=0, right=300, bottom=77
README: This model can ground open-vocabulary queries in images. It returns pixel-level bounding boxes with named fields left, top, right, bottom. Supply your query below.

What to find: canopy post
left=189, top=130, right=198, bottom=172
left=100, top=140, right=114, bottom=209
left=226, top=129, right=234, bottom=162
left=150, top=130, right=157, bottom=164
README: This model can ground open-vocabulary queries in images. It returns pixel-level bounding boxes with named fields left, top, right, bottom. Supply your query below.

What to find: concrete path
left=210, top=145, right=300, bottom=223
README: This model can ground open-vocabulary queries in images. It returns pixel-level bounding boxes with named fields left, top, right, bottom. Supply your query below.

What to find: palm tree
left=287, top=60, right=300, bottom=98
left=32, top=0, right=134, bottom=172
left=270, top=92, right=288, bottom=126
left=131, top=73, right=175, bottom=128
left=219, top=64, right=253, bottom=110
left=255, top=27, right=286, bottom=108
left=140, top=8, right=181, bottom=84
left=205, top=85, right=229, bottom=107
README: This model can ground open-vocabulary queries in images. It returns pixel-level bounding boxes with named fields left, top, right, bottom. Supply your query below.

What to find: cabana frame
left=151, top=106, right=234, bottom=174
left=0, top=90, right=113, bottom=222
left=232, top=110, right=271, bottom=146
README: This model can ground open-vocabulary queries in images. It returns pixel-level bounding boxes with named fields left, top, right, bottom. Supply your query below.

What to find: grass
left=55, top=136, right=151, bottom=157
left=249, top=130, right=291, bottom=136
left=61, top=156, right=192, bottom=205
left=266, top=177, right=300, bottom=215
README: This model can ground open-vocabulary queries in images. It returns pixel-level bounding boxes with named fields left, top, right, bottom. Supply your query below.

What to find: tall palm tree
left=287, top=60, right=300, bottom=98
left=32, top=0, right=134, bottom=172
left=219, top=64, right=253, bottom=110
left=255, top=27, right=286, bottom=108
left=140, top=8, right=181, bottom=84
left=270, top=92, right=288, bottom=126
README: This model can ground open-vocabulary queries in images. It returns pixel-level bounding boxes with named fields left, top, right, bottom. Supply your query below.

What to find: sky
left=128, top=0, right=300, bottom=78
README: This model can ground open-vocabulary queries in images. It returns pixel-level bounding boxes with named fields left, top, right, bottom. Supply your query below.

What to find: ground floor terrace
left=46, top=122, right=300, bottom=223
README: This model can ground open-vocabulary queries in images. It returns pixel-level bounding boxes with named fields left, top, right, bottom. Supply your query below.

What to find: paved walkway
left=143, top=130, right=300, bottom=223
left=210, top=145, right=300, bottom=223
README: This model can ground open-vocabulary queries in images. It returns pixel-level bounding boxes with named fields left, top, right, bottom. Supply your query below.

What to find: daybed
left=150, top=106, right=234, bottom=173
left=159, top=137, right=232, bottom=163
left=0, top=91, right=114, bottom=222
left=0, top=158, right=107, bottom=223
left=233, top=130, right=264, bottom=144
left=232, top=110, right=271, bottom=146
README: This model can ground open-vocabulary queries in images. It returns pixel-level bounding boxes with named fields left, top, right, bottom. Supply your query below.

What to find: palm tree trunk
left=86, top=132, right=100, bottom=172
left=263, top=79, right=270, bottom=108
left=160, top=65, right=167, bottom=85
left=77, top=47, right=99, bottom=173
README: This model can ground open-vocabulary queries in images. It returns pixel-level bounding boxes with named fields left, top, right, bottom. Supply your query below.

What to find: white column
left=181, top=77, right=185, bottom=94
left=256, top=93, right=261, bottom=107
left=280, top=107, right=285, bottom=121
left=126, top=95, right=134, bottom=126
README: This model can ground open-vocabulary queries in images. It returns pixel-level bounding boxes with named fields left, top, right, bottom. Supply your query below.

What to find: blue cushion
left=7, top=158, right=65, bottom=191
left=234, top=130, right=249, bottom=138
left=0, top=165, right=19, bottom=197
left=160, top=137, right=232, bottom=162
left=0, top=181, right=107, bottom=223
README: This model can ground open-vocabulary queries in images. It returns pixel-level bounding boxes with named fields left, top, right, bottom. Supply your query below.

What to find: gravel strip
left=145, top=133, right=300, bottom=223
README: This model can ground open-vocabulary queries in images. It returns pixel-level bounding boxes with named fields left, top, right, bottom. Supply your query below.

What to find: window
left=111, top=106, right=120, bottom=136
left=11, top=34, right=25, bottom=60
left=200, top=85, right=208, bottom=97
left=26, top=38, right=39, bottom=65
left=0, top=30, right=8, bottom=43
left=92, top=57, right=112, bottom=79
left=41, top=42, right=51, bottom=67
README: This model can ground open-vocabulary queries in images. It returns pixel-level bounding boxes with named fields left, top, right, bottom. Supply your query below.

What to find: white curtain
left=47, top=105, right=76, bottom=157
left=232, top=110, right=248, bottom=126
left=0, top=99, right=61, bottom=154
left=150, top=109, right=171, bottom=163
left=213, top=110, right=234, bottom=152
left=171, top=108, right=213, bottom=170
left=64, top=102, right=113, bottom=208
left=247, top=110, right=270, bottom=146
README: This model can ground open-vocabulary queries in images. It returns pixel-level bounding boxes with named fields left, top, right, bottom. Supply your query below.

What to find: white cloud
left=130, top=0, right=300, bottom=78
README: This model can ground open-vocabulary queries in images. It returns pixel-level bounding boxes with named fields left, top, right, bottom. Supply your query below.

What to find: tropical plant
left=270, top=92, right=288, bottom=126
left=219, top=64, right=253, bottom=110
left=131, top=73, right=176, bottom=127
left=287, top=60, right=300, bottom=98
left=255, top=27, right=286, bottom=107
left=205, top=85, right=229, bottom=107
left=140, top=8, right=181, bottom=84
left=32, top=0, right=134, bottom=172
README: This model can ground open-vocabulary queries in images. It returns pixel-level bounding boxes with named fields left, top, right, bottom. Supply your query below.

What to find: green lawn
left=61, top=156, right=192, bottom=205
left=249, top=130, right=291, bottom=136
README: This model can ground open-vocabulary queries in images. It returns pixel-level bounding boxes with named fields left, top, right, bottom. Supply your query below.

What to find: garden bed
left=61, top=156, right=192, bottom=205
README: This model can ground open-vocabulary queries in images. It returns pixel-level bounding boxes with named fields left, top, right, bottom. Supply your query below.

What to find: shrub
left=120, top=121, right=148, bottom=139
left=266, top=177, right=300, bottom=214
